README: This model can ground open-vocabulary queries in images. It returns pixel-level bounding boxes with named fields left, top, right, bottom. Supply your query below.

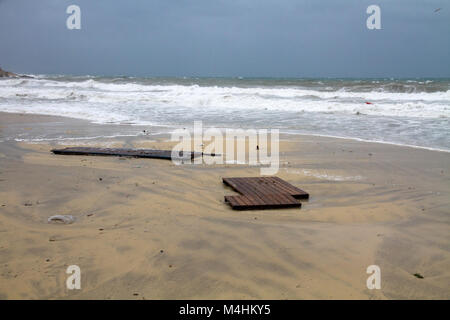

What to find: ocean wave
left=1, top=76, right=449, bottom=151
left=0, top=78, right=449, bottom=120
left=284, top=168, right=364, bottom=181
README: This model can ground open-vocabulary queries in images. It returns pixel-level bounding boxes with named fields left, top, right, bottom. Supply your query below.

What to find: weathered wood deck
left=223, top=177, right=309, bottom=210
left=51, top=147, right=202, bottom=160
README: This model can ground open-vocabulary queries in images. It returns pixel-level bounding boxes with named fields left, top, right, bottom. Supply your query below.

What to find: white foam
left=281, top=132, right=450, bottom=153
left=285, top=168, right=364, bottom=181
left=0, top=78, right=449, bottom=119
left=1, top=77, right=449, bottom=151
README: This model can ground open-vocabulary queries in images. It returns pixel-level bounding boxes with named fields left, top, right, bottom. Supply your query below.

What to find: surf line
left=179, top=304, right=214, bottom=318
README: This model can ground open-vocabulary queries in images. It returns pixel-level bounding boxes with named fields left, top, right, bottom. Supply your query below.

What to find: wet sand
left=0, top=112, right=449, bottom=299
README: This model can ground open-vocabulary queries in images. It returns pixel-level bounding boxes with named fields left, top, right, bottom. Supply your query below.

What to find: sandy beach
left=0, top=112, right=449, bottom=299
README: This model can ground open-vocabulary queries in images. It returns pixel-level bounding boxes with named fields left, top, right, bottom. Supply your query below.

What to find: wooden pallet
left=51, top=147, right=201, bottom=160
left=223, top=177, right=309, bottom=210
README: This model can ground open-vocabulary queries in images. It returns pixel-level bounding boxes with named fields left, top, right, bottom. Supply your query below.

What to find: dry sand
left=0, top=112, right=449, bottom=299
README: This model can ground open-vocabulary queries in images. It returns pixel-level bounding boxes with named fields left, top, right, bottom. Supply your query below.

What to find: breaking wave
left=0, top=75, right=449, bottom=150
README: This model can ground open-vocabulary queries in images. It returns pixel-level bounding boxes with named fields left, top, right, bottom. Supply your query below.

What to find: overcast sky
left=0, top=0, right=449, bottom=78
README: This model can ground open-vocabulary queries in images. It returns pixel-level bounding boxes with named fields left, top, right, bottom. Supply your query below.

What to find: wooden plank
left=225, top=195, right=259, bottom=210
left=223, top=177, right=309, bottom=199
left=256, top=185, right=283, bottom=205
left=224, top=196, right=237, bottom=207
left=265, top=177, right=293, bottom=196
left=228, top=178, right=271, bottom=205
left=51, top=147, right=203, bottom=160
left=271, top=177, right=301, bottom=194
left=224, top=195, right=300, bottom=210
left=234, top=194, right=248, bottom=207
left=270, top=176, right=309, bottom=199
left=277, top=193, right=299, bottom=205
left=250, top=176, right=308, bottom=199
left=223, top=177, right=308, bottom=210
left=258, top=177, right=298, bottom=196
left=228, top=177, right=306, bottom=203
left=233, top=179, right=264, bottom=200
left=225, top=196, right=246, bottom=209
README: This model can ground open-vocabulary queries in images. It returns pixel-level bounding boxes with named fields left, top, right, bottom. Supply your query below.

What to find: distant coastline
left=0, top=67, right=17, bottom=78
left=0, top=67, right=32, bottom=78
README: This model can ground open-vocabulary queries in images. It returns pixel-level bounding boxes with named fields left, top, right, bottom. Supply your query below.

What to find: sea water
left=0, top=76, right=449, bottom=151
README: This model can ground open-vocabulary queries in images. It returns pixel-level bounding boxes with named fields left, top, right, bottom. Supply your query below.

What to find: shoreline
left=1, top=111, right=449, bottom=154
left=0, top=112, right=449, bottom=299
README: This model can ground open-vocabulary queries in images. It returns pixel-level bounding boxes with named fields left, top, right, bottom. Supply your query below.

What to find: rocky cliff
left=0, top=67, right=18, bottom=78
